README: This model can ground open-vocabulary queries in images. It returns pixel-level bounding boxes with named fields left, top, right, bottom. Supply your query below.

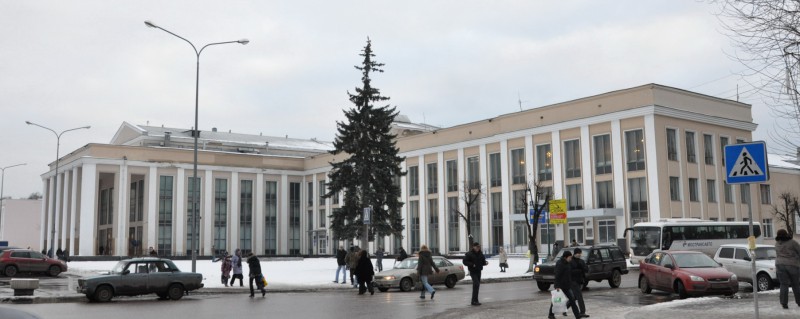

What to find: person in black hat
left=570, top=248, right=589, bottom=318
left=549, top=250, right=581, bottom=319
left=462, top=242, right=488, bottom=306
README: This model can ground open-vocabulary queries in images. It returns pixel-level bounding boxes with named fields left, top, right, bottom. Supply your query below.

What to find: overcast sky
left=0, top=1, right=784, bottom=199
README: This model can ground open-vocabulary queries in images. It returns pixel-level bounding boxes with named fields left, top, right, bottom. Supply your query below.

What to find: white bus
left=624, top=218, right=762, bottom=265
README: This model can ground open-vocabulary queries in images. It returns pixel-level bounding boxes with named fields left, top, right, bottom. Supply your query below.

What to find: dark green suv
left=533, top=244, right=629, bottom=291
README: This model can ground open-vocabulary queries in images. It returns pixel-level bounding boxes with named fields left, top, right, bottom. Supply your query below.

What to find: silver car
left=77, top=257, right=204, bottom=302
left=373, top=256, right=465, bottom=292
left=713, top=244, right=778, bottom=291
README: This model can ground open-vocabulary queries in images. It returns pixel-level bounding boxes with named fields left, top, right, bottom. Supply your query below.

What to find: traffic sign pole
left=745, top=183, right=759, bottom=319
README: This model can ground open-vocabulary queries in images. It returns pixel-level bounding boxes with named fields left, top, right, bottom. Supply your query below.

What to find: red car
left=638, top=251, right=737, bottom=299
left=0, top=249, right=67, bottom=277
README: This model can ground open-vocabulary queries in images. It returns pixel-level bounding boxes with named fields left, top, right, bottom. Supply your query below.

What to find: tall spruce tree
left=326, top=39, right=405, bottom=249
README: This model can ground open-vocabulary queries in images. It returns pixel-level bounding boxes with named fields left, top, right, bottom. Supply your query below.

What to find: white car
left=713, top=244, right=778, bottom=291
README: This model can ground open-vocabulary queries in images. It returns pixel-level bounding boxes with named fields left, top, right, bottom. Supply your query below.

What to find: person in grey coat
left=775, top=229, right=800, bottom=309
left=375, top=246, right=385, bottom=272
left=417, top=245, right=440, bottom=300
left=230, top=249, right=244, bottom=287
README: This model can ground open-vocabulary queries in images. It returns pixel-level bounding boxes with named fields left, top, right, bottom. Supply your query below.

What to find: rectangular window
left=129, top=180, right=144, bottom=222
left=319, top=209, right=326, bottom=228
left=540, top=223, right=556, bottom=246
left=467, top=157, right=480, bottom=189
left=536, top=144, right=553, bottom=181
left=724, top=183, right=733, bottom=203
left=596, top=181, right=614, bottom=208
left=720, top=136, right=729, bottom=166
left=489, top=153, right=502, bottom=187
left=762, top=218, right=774, bottom=238
left=598, top=219, right=616, bottom=244
left=760, top=185, right=771, bottom=205
left=447, top=196, right=460, bottom=252
left=625, top=130, right=645, bottom=171
left=264, top=181, right=277, bottom=255
left=410, top=200, right=420, bottom=253
left=564, top=140, right=581, bottom=178
left=408, top=166, right=419, bottom=196
left=307, top=210, right=313, bottom=255
left=307, top=182, right=313, bottom=206
left=740, top=185, right=750, bottom=204
left=469, top=199, right=481, bottom=246
left=706, top=179, right=717, bottom=203
left=566, top=184, right=583, bottom=210
left=446, top=160, right=458, bottom=192
left=594, top=134, right=612, bottom=174
left=513, top=190, right=526, bottom=214
left=629, top=177, right=648, bottom=224
left=318, top=180, right=326, bottom=206
left=289, top=182, right=301, bottom=255
left=332, top=190, right=339, bottom=205
left=511, top=148, right=526, bottom=184
left=704, top=134, right=714, bottom=165
left=428, top=199, right=439, bottom=254
left=158, top=176, right=173, bottom=256
left=186, top=177, right=202, bottom=255
left=239, top=180, right=253, bottom=255
left=491, top=192, right=503, bottom=250
left=427, top=163, right=438, bottom=194
left=689, top=178, right=699, bottom=202
left=666, top=128, right=678, bottom=161
left=669, top=177, right=680, bottom=201
left=214, top=178, right=227, bottom=255
left=685, top=131, right=697, bottom=163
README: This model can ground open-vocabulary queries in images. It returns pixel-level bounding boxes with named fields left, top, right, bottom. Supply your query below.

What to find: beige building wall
left=2, top=199, right=42, bottom=250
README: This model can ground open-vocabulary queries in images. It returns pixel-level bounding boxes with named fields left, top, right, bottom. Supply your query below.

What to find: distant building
left=36, top=83, right=800, bottom=257
left=1, top=199, right=43, bottom=250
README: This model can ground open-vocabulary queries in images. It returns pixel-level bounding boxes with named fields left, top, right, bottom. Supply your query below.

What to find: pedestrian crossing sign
left=725, top=141, right=769, bottom=184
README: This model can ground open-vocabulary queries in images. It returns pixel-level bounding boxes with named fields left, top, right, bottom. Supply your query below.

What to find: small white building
left=1, top=199, right=43, bottom=250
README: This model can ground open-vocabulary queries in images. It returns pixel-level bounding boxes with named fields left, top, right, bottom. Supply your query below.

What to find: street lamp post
left=145, top=20, right=248, bottom=272
left=25, top=121, right=90, bottom=258
left=0, top=163, right=27, bottom=240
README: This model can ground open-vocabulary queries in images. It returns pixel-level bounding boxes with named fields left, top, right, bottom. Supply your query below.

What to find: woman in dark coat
left=355, top=250, right=375, bottom=295
left=417, top=244, right=439, bottom=300
left=246, top=253, right=266, bottom=297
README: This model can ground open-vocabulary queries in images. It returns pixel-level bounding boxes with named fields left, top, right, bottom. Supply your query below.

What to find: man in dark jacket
left=355, top=250, right=375, bottom=295
left=549, top=251, right=580, bottom=319
left=246, top=253, right=266, bottom=297
left=462, top=242, right=488, bottom=306
left=570, top=248, right=589, bottom=318
left=334, top=246, right=348, bottom=284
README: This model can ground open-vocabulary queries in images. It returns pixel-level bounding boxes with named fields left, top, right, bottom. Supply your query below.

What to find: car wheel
left=48, top=265, right=62, bottom=277
left=675, top=280, right=689, bottom=299
left=639, top=276, right=652, bottom=294
left=94, top=285, right=114, bottom=302
left=536, top=281, right=551, bottom=292
left=756, top=273, right=774, bottom=291
left=399, top=278, right=413, bottom=292
left=444, top=275, right=457, bottom=288
left=377, top=287, right=389, bottom=292
left=608, top=269, right=622, bottom=288
left=167, top=283, right=184, bottom=300
left=4, top=265, right=18, bottom=277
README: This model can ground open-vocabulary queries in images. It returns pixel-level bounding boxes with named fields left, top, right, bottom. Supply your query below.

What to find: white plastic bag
left=551, top=289, right=567, bottom=313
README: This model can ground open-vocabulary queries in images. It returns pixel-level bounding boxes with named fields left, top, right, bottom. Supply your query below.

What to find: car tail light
left=459, top=265, right=463, bottom=271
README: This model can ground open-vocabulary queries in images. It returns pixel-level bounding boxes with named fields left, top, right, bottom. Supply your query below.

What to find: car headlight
left=730, top=274, right=737, bottom=281
left=534, top=266, right=540, bottom=273
left=690, top=275, right=705, bottom=282
left=384, top=276, right=395, bottom=280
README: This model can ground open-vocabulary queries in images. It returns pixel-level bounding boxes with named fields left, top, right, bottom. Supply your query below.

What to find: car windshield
left=754, top=247, right=777, bottom=260
left=554, top=249, right=589, bottom=261
left=396, top=258, right=419, bottom=269
left=672, top=253, right=719, bottom=268
left=111, top=261, right=128, bottom=274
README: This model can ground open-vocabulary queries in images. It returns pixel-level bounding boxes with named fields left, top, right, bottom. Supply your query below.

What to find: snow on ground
left=65, top=256, right=535, bottom=290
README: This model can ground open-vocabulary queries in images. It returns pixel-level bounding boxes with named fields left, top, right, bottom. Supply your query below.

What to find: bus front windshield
left=631, top=227, right=661, bottom=257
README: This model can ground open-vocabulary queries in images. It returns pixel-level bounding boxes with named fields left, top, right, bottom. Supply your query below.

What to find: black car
left=77, top=258, right=203, bottom=302
left=533, top=244, right=629, bottom=291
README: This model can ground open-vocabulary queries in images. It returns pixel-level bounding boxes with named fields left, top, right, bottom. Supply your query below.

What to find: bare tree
left=517, top=176, right=550, bottom=273
left=713, top=1, right=800, bottom=154
left=772, top=191, right=800, bottom=235
left=451, top=181, right=484, bottom=248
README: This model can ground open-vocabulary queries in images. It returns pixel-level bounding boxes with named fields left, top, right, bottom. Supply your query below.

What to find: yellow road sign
left=549, top=199, right=567, bottom=224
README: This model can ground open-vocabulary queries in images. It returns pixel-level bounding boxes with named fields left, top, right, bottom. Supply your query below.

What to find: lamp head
left=238, top=39, right=250, bottom=45
left=144, top=20, right=158, bottom=28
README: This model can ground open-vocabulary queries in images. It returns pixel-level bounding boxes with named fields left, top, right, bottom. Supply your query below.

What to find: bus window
left=631, top=227, right=661, bottom=256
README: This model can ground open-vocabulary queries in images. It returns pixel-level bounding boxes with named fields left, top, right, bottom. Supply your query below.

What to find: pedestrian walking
left=246, top=253, right=266, bottom=297
left=355, top=250, right=375, bottom=295
left=498, top=247, right=508, bottom=272
left=334, top=246, right=348, bottom=284
left=775, top=229, right=800, bottom=309
left=230, top=249, right=244, bottom=287
left=462, top=242, right=488, bottom=306
left=221, top=253, right=232, bottom=287
left=375, top=246, right=385, bottom=272
left=570, top=248, right=589, bottom=318
left=548, top=250, right=580, bottom=319
left=417, top=244, right=439, bottom=300
left=347, top=246, right=361, bottom=287
left=148, top=246, right=157, bottom=257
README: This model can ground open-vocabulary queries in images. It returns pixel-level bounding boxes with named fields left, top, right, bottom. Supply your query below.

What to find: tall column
left=46, top=176, right=55, bottom=253
left=644, top=114, right=662, bottom=221
left=479, top=144, right=490, bottom=248
left=551, top=132, right=564, bottom=242
left=611, top=121, right=625, bottom=211
left=59, top=171, right=69, bottom=250
left=399, top=161, right=407, bottom=249
left=78, top=163, right=97, bottom=256
left=279, top=174, right=288, bottom=254
left=147, top=166, right=158, bottom=251
left=501, top=140, right=512, bottom=251
left=437, top=152, right=447, bottom=254
left=457, top=148, right=466, bottom=251
left=69, top=167, right=79, bottom=253
left=230, top=172, right=239, bottom=252
left=580, top=126, right=594, bottom=209
left=203, top=170, right=213, bottom=255
left=418, top=156, right=427, bottom=248
left=175, top=168, right=185, bottom=255
left=39, top=179, right=48, bottom=251
left=116, top=163, right=128, bottom=256
left=255, top=173, right=265, bottom=255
